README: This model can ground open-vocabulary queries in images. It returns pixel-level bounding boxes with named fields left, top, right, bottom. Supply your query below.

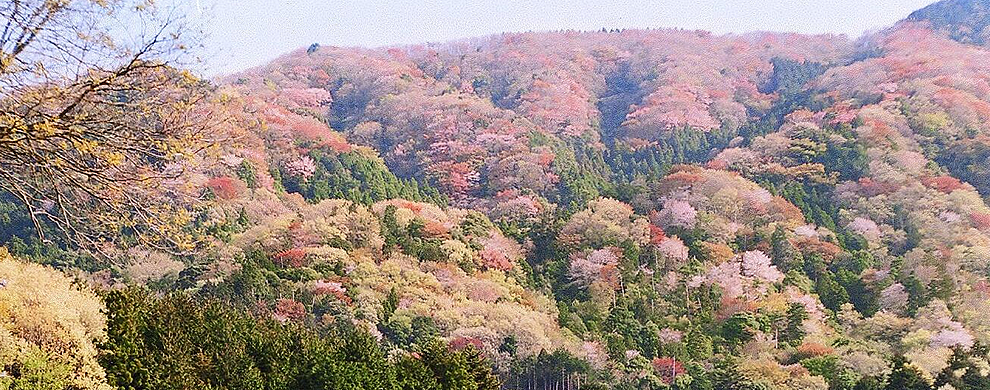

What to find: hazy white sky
left=192, top=0, right=937, bottom=76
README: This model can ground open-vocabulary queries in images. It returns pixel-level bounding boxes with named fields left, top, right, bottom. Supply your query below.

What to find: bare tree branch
left=0, top=0, right=225, bottom=261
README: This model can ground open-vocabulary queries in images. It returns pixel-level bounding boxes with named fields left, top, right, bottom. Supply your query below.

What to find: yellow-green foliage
left=0, top=250, right=110, bottom=390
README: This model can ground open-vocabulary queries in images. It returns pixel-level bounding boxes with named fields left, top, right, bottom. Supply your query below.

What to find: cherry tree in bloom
left=569, top=247, right=621, bottom=287
left=588, top=248, right=621, bottom=267
left=313, top=280, right=351, bottom=303
left=687, top=274, right=706, bottom=289
left=466, top=280, right=502, bottom=303
left=657, top=236, right=690, bottom=263
left=706, top=261, right=745, bottom=298
left=702, top=250, right=783, bottom=299
left=931, top=326, right=975, bottom=349
left=892, top=150, right=928, bottom=175
left=479, top=248, right=513, bottom=271
left=740, top=250, right=784, bottom=284
left=624, top=84, right=723, bottom=138
left=880, top=283, right=910, bottom=314
left=939, top=211, right=962, bottom=224
left=490, top=193, right=542, bottom=223
left=285, top=156, right=317, bottom=178
left=314, top=280, right=346, bottom=295
left=794, top=225, right=819, bottom=238
left=279, top=87, right=332, bottom=110
left=709, top=147, right=758, bottom=170
left=658, top=328, right=684, bottom=344
left=659, top=198, right=697, bottom=229
left=581, top=341, right=610, bottom=370
left=743, top=188, right=773, bottom=208
left=786, top=287, right=825, bottom=321
left=220, top=154, right=245, bottom=167
left=847, top=217, right=882, bottom=242
left=480, top=233, right=521, bottom=271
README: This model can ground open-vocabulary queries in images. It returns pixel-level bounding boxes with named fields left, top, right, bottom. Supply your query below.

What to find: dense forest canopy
left=3, top=0, right=990, bottom=389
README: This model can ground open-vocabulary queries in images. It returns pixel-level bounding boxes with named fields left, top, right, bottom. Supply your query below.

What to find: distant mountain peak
left=907, top=0, right=990, bottom=45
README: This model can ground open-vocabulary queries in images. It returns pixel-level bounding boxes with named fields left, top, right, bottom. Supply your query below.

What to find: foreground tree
left=100, top=287, right=502, bottom=390
left=0, top=0, right=223, bottom=256
left=0, top=249, right=111, bottom=389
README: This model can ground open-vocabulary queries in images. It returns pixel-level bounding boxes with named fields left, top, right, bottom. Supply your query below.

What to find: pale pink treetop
left=740, top=250, right=784, bottom=284
left=657, top=236, right=690, bottom=263
left=660, top=198, right=698, bottom=229
left=847, top=217, right=882, bottom=242
left=285, top=156, right=317, bottom=178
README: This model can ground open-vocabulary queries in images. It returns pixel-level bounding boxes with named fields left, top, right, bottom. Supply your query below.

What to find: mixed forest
left=3, top=0, right=990, bottom=389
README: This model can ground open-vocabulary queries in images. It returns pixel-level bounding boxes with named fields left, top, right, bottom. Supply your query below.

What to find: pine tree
left=463, top=347, right=501, bottom=390
left=421, top=339, right=477, bottom=390
left=816, top=271, right=850, bottom=312
left=396, top=356, right=442, bottom=390
left=782, top=303, right=808, bottom=346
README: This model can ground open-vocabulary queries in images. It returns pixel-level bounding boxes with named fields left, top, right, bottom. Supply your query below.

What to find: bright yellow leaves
left=180, top=69, right=199, bottom=85
left=45, top=0, right=72, bottom=10
left=73, top=138, right=99, bottom=154
left=0, top=252, right=112, bottom=390
left=0, top=53, right=12, bottom=74
left=104, top=151, right=125, bottom=166
left=0, top=113, right=26, bottom=139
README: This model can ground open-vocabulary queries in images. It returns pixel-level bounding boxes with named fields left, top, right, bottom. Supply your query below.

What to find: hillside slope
left=5, top=1, right=990, bottom=389
left=162, top=20, right=990, bottom=386
left=908, top=0, right=990, bottom=45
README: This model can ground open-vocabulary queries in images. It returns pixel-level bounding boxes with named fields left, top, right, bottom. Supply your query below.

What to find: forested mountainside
left=4, top=0, right=990, bottom=389
left=908, top=0, right=990, bottom=46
